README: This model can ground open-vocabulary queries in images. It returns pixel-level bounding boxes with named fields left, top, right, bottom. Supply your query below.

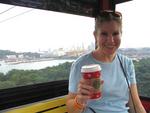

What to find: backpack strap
left=117, top=54, right=130, bottom=86
left=117, top=53, right=137, bottom=113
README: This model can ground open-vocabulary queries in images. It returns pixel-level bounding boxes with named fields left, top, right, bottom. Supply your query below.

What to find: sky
left=116, top=0, right=150, bottom=49
left=0, top=0, right=150, bottom=52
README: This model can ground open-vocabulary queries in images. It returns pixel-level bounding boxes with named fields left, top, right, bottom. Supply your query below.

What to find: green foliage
left=0, top=50, right=16, bottom=59
left=133, top=58, right=150, bottom=97
left=0, top=81, right=16, bottom=89
left=23, top=52, right=40, bottom=58
left=0, top=58, right=150, bottom=98
left=0, top=73, right=5, bottom=81
left=0, top=62, right=72, bottom=90
left=0, top=49, right=40, bottom=59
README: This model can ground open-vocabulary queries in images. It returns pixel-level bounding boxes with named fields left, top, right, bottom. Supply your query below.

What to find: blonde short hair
left=94, top=11, right=122, bottom=33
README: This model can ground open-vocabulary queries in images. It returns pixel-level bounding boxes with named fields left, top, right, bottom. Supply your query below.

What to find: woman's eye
left=113, top=32, right=119, bottom=36
left=101, top=32, right=108, bottom=37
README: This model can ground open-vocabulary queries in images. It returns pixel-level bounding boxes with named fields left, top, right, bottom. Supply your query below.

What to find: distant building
left=6, top=55, right=17, bottom=59
left=88, top=42, right=95, bottom=51
left=52, top=48, right=66, bottom=56
left=6, top=55, right=17, bottom=62
left=18, top=54, right=24, bottom=59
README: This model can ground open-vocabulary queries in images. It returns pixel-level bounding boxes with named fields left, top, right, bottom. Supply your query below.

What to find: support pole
left=99, top=0, right=115, bottom=11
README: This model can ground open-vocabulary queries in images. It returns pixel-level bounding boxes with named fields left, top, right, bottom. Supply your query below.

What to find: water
left=0, top=59, right=74, bottom=74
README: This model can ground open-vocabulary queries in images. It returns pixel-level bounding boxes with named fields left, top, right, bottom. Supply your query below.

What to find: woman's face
left=94, top=20, right=121, bottom=56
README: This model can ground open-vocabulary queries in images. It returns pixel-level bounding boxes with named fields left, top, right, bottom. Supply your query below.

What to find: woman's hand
left=76, top=78, right=104, bottom=106
left=76, top=79, right=93, bottom=105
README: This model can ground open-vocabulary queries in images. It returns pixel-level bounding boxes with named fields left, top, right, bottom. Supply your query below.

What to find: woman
left=66, top=10, right=146, bottom=113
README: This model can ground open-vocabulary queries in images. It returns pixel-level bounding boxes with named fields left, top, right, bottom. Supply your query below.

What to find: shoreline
left=3, top=57, right=76, bottom=65
left=0, top=59, right=75, bottom=74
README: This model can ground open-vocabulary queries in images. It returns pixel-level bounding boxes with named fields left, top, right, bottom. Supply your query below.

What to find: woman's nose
left=107, top=35, right=114, bottom=43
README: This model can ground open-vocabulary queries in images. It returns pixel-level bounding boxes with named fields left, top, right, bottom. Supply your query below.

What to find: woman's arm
left=66, top=93, right=85, bottom=113
left=66, top=79, right=92, bottom=113
left=128, top=84, right=146, bottom=113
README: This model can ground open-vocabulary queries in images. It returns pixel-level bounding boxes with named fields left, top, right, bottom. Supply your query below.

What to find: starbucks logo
left=93, top=79, right=100, bottom=89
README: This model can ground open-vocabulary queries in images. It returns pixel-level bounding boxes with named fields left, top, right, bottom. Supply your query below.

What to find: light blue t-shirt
left=69, top=52, right=136, bottom=113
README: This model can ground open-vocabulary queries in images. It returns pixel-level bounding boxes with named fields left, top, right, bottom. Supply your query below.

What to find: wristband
left=73, top=96, right=84, bottom=110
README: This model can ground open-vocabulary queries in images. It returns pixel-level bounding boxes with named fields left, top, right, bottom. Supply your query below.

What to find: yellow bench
left=5, top=96, right=67, bottom=113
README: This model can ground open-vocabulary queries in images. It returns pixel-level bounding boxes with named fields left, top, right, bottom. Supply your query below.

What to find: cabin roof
left=0, top=0, right=132, bottom=17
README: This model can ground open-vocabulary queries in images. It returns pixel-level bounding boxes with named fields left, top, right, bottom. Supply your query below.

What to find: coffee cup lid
left=81, top=64, right=101, bottom=73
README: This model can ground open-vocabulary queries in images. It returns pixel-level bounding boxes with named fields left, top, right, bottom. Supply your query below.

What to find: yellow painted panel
left=6, top=97, right=67, bottom=113
left=43, top=106, right=67, bottom=113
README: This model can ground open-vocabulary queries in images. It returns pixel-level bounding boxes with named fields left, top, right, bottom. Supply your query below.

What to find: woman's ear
left=93, top=31, right=97, bottom=39
left=93, top=31, right=98, bottom=49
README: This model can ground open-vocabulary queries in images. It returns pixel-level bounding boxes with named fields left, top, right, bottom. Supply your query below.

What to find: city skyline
left=0, top=0, right=150, bottom=52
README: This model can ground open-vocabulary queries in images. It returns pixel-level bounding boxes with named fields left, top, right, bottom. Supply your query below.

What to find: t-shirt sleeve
left=68, top=62, right=81, bottom=93
left=127, top=59, right=137, bottom=84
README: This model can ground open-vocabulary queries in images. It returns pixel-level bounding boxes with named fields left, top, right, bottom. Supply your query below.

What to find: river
left=0, top=59, right=75, bottom=74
